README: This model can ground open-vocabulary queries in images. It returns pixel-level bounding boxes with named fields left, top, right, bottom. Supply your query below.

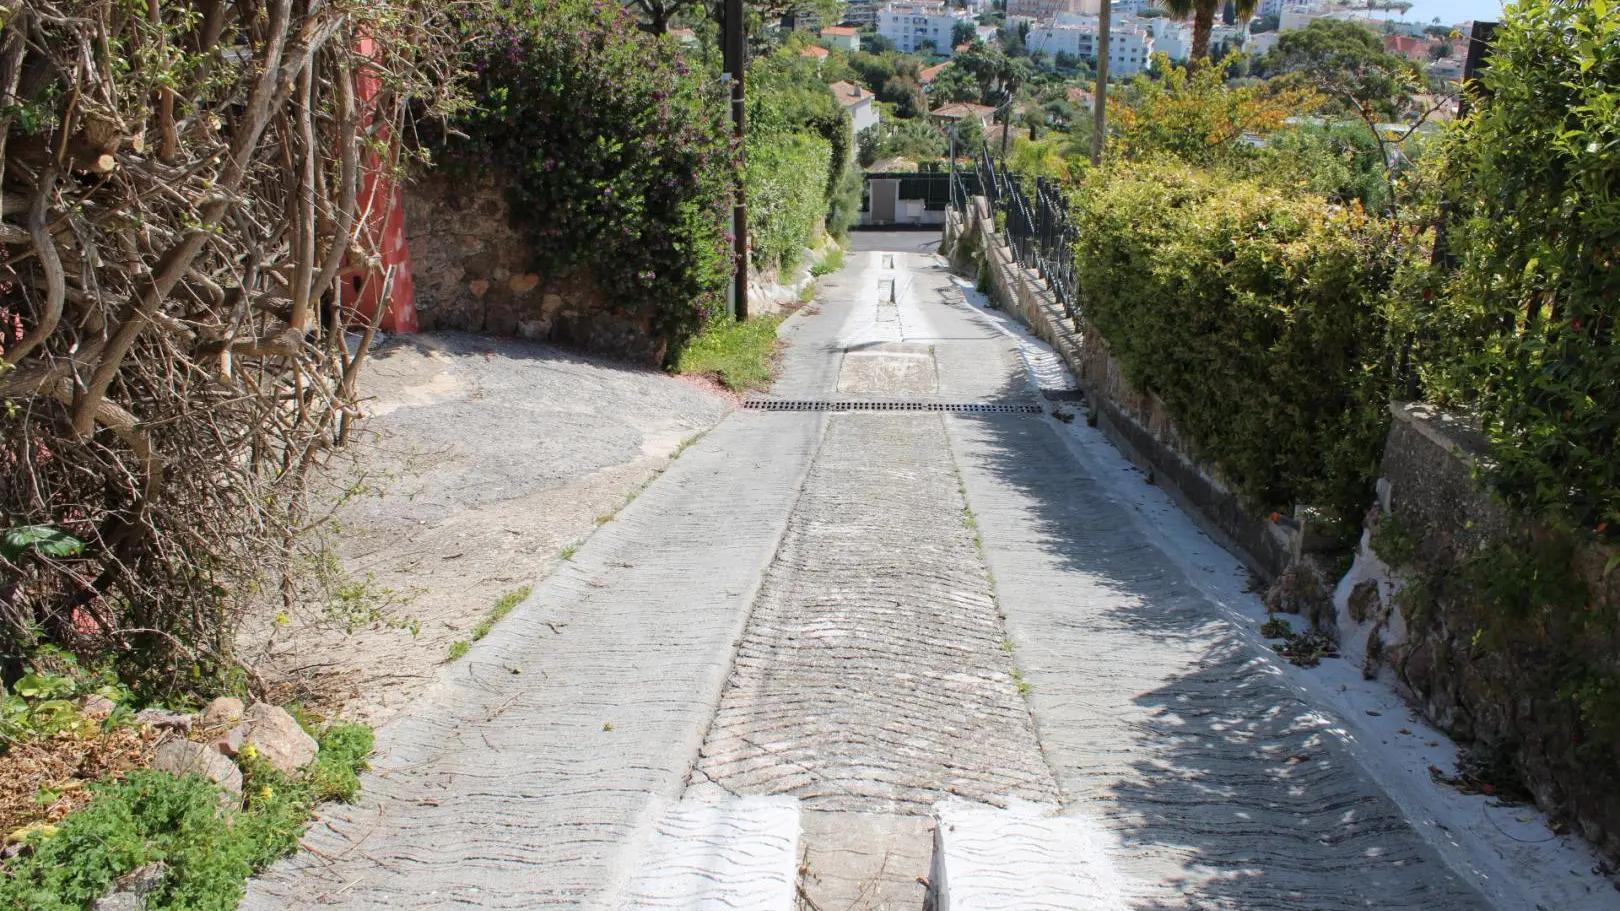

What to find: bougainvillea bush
left=439, top=0, right=735, bottom=361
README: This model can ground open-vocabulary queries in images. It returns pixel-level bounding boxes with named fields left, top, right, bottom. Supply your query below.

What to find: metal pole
left=723, top=0, right=748, bottom=320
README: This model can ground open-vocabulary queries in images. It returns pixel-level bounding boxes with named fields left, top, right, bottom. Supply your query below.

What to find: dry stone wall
left=403, top=172, right=666, bottom=363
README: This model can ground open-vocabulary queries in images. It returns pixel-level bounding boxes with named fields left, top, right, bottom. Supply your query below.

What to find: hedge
left=1071, top=161, right=1406, bottom=523
left=439, top=0, right=734, bottom=362
left=747, top=131, right=833, bottom=273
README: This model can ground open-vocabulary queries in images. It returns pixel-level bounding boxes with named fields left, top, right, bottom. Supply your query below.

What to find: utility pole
left=1091, top=0, right=1109, bottom=164
left=723, top=0, right=749, bottom=319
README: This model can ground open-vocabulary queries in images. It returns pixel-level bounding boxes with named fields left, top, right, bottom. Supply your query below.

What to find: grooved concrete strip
left=931, top=799, right=1129, bottom=911
left=690, top=412, right=1058, bottom=814
left=943, top=413, right=1489, bottom=910
left=241, top=412, right=825, bottom=910
left=620, top=797, right=800, bottom=910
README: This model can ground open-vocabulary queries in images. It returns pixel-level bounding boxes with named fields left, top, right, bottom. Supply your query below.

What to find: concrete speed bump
left=620, top=796, right=801, bottom=910
left=930, top=799, right=1130, bottom=911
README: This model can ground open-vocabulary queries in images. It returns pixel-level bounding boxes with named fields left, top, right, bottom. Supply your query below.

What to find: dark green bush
left=438, top=0, right=734, bottom=362
left=1071, top=161, right=1407, bottom=522
left=1421, top=0, right=1620, bottom=530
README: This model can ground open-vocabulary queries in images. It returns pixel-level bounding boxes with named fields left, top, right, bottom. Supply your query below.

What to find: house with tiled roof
left=929, top=101, right=996, bottom=128
left=820, top=25, right=860, bottom=51
left=828, top=80, right=880, bottom=132
left=801, top=44, right=830, bottom=65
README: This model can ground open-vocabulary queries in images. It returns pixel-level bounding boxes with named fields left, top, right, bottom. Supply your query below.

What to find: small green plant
left=1369, top=513, right=1423, bottom=569
left=1011, top=668, right=1032, bottom=696
left=446, top=640, right=470, bottom=661
left=1260, top=616, right=1292, bottom=639
left=469, top=586, right=533, bottom=642
left=0, top=722, right=372, bottom=911
left=560, top=541, right=580, bottom=561
left=809, top=245, right=845, bottom=277
left=674, top=314, right=785, bottom=391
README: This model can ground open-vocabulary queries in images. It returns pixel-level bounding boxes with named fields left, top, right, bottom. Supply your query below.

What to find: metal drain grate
left=743, top=400, right=1043, bottom=414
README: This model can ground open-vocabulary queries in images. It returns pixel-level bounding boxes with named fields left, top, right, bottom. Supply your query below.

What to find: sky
left=1355, top=0, right=1507, bottom=26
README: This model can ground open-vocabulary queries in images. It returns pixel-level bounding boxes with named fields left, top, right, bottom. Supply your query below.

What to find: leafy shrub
left=749, top=48, right=861, bottom=241
left=1258, top=122, right=1389, bottom=212
left=1419, top=0, right=1620, bottom=530
left=1070, top=161, right=1408, bottom=522
left=674, top=315, right=784, bottom=391
left=0, top=723, right=373, bottom=910
left=439, top=0, right=734, bottom=362
left=747, top=132, right=832, bottom=272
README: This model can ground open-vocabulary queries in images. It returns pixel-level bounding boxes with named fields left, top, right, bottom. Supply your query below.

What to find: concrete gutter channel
left=247, top=246, right=1507, bottom=910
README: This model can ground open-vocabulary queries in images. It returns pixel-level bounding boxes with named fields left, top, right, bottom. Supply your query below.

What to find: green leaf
left=1, top=525, right=86, bottom=562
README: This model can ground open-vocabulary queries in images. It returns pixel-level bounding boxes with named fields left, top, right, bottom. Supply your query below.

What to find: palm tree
left=1164, top=0, right=1258, bottom=62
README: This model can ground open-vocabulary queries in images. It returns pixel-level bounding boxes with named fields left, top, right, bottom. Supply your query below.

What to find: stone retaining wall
left=944, top=200, right=1294, bottom=580
left=403, top=172, right=664, bottom=363
left=1337, top=404, right=1620, bottom=860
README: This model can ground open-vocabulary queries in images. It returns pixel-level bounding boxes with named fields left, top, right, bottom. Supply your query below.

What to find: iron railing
left=963, top=143, right=1080, bottom=321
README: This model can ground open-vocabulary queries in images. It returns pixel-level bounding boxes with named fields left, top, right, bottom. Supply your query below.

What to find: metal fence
left=955, top=144, right=1080, bottom=321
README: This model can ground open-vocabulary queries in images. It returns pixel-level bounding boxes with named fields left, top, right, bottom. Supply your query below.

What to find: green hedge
left=1071, top=161, right=1405, bottom=522
left=1421, top=0, right=1620, bottom=530
left=746, top=131, right=832, bottom=273
left=439, top=0, right=734, bottom=362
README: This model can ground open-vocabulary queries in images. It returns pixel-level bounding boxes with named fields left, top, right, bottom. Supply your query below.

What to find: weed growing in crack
left=446, top=640, right=470, bottom=661
left=561, top=541, right=580, bottom=561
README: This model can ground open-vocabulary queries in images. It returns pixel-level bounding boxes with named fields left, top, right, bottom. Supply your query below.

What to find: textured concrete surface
left=242, top=409, right=824, bottom=908
left=621, top=797, right=800, bottom=910
left=945, top=412, right=1487, bottom=910
left=689, top=412, right=1055, bottom=813
left=248, top=239, right=1511, bottom=910
left=932, top=799, right=1128, bottom=911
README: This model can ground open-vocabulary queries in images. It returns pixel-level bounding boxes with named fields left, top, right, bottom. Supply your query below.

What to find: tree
left=1163, top=0, right=1257, bottom=62
left=628, top=0, right=701, bottom=33
left=952, top=20, right=977, bottom=49
left=1259, top=19, right=1421, bottom=119
left=1251, top=14, right=1279, bottom=32
left=930, top=64, right=984, bottom=103
left=1430, top=40, right=1453, bottom=60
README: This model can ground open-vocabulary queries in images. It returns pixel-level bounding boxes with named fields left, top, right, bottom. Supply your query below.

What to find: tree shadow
left=950, top=383, right=1489, bottom=910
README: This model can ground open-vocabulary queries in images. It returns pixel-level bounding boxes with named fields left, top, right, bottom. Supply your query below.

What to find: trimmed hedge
left=1071, top=161, right=1406, bottom=522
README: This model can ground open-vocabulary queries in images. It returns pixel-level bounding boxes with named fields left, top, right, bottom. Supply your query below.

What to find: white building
left=820, top=25, right=860, bottom=51
left=1151, top=19, right=1192, bottom=60
left=829, top=81, right=881, bottom=133
left=1280, top=3, right=1325, bottom=31
left=878, top=2, right=972, bottom=56
left=1026, top=19, right=1154, bottom=75
left=1246, top=29, right=1280, bottom=54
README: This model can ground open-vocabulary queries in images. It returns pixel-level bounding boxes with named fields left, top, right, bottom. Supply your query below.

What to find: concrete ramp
left=930, top=800, right=1130, bottom=911
left=621, top=797, right=801, bottom=910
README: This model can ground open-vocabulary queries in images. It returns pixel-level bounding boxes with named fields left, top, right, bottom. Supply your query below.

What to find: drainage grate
left=743, top=400, right=1042, bottom=414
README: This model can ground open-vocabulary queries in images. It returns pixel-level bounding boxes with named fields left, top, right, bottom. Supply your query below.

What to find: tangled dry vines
left=0, top=0, right=459, bottom=691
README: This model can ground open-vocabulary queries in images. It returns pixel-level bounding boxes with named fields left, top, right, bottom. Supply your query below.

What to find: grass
left=445, top=585, right=532, bottom=662
left=0, top=723, right=373, bottom=911
left=809, top=245, right=845, bottom=277
left=674, top=314, right=784, bottom=391
left=561, top=541, right=580, bottom=560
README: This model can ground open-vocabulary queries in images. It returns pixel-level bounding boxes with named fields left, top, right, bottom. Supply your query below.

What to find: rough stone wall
left=1342, top=403, right=1620, bottom=860
left=402, top=171, right=665, bottom=364
left=947, top=200, right=1295, bottom=580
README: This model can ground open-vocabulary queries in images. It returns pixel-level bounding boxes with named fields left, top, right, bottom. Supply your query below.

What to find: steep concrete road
left=245, top=238, right=1491, bottom=910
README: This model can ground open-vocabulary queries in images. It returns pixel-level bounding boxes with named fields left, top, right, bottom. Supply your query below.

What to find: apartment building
left=878, top=1, right=973, bottom=56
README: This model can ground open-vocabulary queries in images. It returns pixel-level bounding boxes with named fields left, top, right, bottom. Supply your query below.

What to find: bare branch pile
left=0, top=0, right=460, bottom=691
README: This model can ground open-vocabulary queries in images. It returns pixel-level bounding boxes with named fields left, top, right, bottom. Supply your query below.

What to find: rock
left=508, top=273, right=540, bottom=294
left=80, top=694, right=116, bottom=721
left=134, top=708, right=194, bottom=732
left=239, top=703, right=318, bottom=774
left=93, top=889, right=143, bottom=908
left=517, top=318, right=551, bottom=341
left=1347, top=579, right=1382, bottom=625
left=200, top=696, right=244, bottom=728
left=114, top=862, right=167, bottom=896
left=468, top=279, right=490, bottom=297
left=212, top=725, right=247, bottom=758
left=152, top=738, right=242, bottom=795
left=541, top=293, right=564, bottom=317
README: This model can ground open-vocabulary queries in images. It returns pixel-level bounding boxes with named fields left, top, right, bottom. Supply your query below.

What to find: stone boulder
left=152, top=739, right=242, bottom=795
left=200, top=696, right=245, bottom=728
left=236, top=703, right=318, bottom=774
